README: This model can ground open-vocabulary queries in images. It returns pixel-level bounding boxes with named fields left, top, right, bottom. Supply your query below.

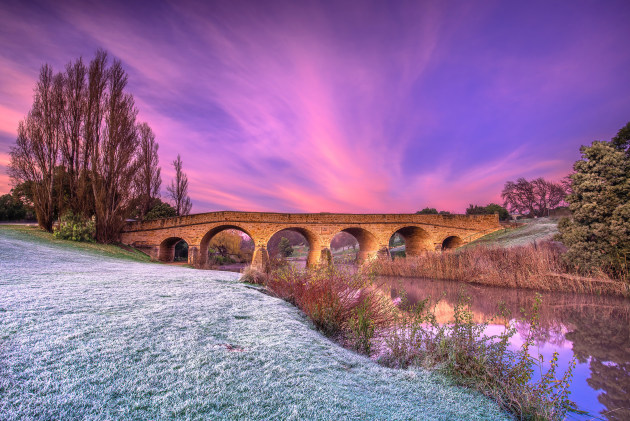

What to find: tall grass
left=369, top=241, right=630, bottom=298
left=242, top=265, right=582, bottom=420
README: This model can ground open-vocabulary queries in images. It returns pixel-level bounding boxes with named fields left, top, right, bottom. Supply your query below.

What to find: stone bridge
left=120, top=211, right=501, bottom=271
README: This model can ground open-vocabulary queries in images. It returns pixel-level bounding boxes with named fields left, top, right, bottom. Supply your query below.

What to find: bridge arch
left=158, top=236, right=191, bottom=262
left=267, top=227, right=322, bottom=267
left=198, top=225, right=255, bottom=267
left=442, top=235, right=464, bottom=250
left=389, top=226, right=433, bottom=256
left=332, top=227, right=379, bottom=263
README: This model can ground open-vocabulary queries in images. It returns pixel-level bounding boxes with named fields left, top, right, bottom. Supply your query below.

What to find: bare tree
left=9, top=49, right=162, bottom=241
left=59, top=57, right=88, bottom=215
left=9, top=65, right=64, bottom=231
left=134, top=122, right=161, bottom=219
left=89, top=54, right=141, bottom=242
left=501, top=177, right=568, bottom=217
left=167, top=154, right=192, bottom=216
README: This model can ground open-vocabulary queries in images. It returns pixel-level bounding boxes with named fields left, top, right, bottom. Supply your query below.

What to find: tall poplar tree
left=134, top=122, right=161, bottom=219
left=9, top=65, right=64, bottom=231
left=10, top=50, right=163, bottom=240
left=167, top=154, right=192, bottom=216
left=90, top=56, right=141, bottom=242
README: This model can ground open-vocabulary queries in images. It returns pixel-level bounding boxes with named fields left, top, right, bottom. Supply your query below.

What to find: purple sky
left=1, top=0, right=629, bottom=213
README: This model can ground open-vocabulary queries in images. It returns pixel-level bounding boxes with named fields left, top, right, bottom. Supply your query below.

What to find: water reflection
left=378, top=277, right=630, bottom=420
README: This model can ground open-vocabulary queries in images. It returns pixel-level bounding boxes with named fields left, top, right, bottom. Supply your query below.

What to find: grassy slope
left=0, top=226, right=508, bottom=420
left=0, top=225, right=154, bottom=263
left=466, top=217, right=560, bottom=248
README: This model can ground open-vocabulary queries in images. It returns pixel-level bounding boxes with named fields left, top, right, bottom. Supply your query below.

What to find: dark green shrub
left=144, top=201, right=177, bottom=220
left=53, top=211, right=95, bottom=242
left=557, top=123, right=630, bottom=282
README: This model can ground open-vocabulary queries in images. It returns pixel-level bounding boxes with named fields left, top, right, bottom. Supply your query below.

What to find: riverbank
left=0, top=225, right=509, bottom=420
left=242, top=265, right=583, bottom=420
left=369, top=241, right=630, bottom=298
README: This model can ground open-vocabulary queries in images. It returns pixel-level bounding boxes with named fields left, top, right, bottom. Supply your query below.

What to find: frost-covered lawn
left=0, top=227, right=508, bottom=420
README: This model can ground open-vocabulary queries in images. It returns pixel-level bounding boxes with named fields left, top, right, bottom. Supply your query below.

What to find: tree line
left=8, top=50, right=192, bottom=242
left=418, top=178, right=569, bottom=221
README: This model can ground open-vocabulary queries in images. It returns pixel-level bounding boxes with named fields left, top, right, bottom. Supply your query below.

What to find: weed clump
left=262, top=265, right=395, bottom=338
left=241, top=267, right=267, bottom=285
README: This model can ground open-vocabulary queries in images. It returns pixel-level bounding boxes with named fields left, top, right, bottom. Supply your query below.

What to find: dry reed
left=368, top=241, right=630, bottom=298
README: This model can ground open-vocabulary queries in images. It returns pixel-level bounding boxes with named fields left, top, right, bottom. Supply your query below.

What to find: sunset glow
left=1, top=0, right=629, bottom=213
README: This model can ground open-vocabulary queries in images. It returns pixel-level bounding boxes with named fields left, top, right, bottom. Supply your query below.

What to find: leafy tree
left=209, top=230, right=242, bottom=257
left=278, top=237, right=294, bottom=257
left=502, top=177, right=568, bottom=217
left=416, top=207, right=438, bottom=215
left=167, top=154, right=192, bottom=216
left=557, top=122, right=630, bottom=280
left=485, top=203, right=510, bottom=220
left=143, top=199, right=176, bottom=220
left=466, top=203, right=510, bottom=221
left=0, top=194, right=27, bottom=220
left=611, top=120, right=630, bottom=156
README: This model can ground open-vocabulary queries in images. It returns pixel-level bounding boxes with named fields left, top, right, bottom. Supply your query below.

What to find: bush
left=263, top=266, right=395, bottom=338
left=347, top=298, right=376, bottom=354
left=240, top=268, right=267, bottom=285
left=557, top=125, right=630, bottom=282
left=53, top=211, right=95, bottom=242
left=144, top=201, right=177, bottom=220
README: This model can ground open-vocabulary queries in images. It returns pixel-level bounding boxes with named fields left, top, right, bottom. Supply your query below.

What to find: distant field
left=466, top=217, right=560, bottom=248
left=0, top=226, right=508, bottom=420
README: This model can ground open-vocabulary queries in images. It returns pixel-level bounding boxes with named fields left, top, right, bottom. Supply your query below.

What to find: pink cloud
left=0, top=1, right=627, bottom=212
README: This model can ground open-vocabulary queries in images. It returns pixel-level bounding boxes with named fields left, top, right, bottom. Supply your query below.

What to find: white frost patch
left=0, top=228, right=509, bottom=420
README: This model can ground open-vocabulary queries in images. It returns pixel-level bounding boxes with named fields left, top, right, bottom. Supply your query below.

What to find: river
left=377, top=276, right=630, bottom=420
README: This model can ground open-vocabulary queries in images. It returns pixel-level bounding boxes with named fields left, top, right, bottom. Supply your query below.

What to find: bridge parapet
left=123, top=211, right=498, bottom=232
left=120, top=211, right=501, bottom=270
